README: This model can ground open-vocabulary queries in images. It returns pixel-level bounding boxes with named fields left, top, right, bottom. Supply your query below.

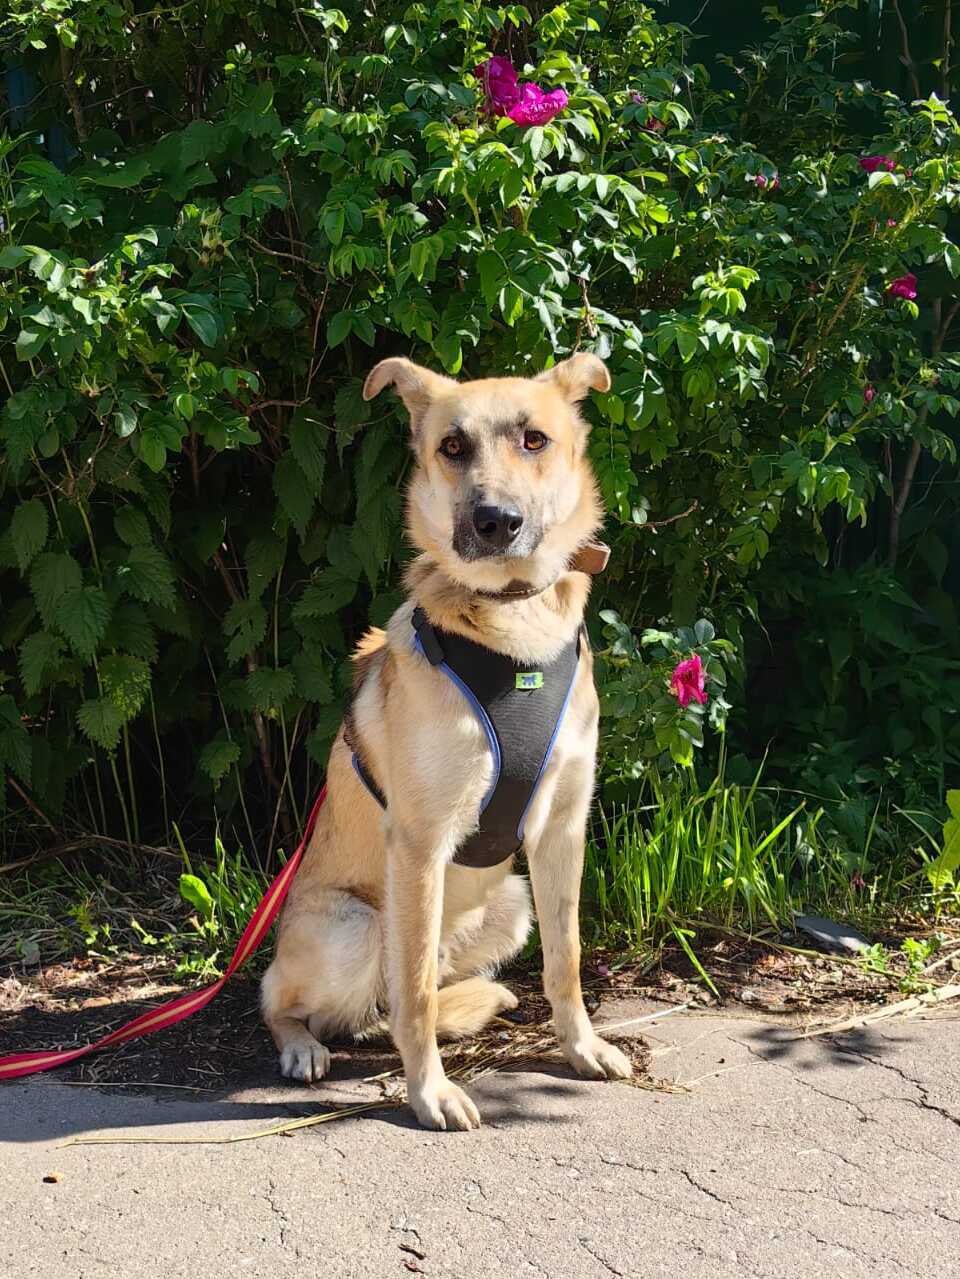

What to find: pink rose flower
left=508, top=82, right=569, bottom=127
left=863, top=385, right=876, bottom=404
left=669, top=654, right=708, bottom=708
left=476, top=58, right=568, bottom=127
left=886, top=273, right=917, bottom=301
left=859, top=155, right=895, bottom=173
left=476, top=55, right=521, bottom=116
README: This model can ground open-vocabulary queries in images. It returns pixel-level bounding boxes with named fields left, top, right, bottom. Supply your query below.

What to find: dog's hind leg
left=261, top=890, right=382, bottom=1083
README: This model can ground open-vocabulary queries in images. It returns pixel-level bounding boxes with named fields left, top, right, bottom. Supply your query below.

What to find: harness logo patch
left=516, top=672, right=544, bottom=690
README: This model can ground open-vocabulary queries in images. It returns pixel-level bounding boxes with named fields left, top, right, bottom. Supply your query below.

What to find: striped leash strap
left=0, top=785, right=327, bottom=1082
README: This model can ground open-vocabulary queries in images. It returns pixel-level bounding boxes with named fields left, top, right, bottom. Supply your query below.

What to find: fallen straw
left=61, top=1006, right=687, bottom=1148
left=794, top=983, right=960, bottom=1039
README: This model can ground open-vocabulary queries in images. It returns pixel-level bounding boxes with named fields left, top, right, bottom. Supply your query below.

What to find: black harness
left=352, top=607, right=582, bottom=868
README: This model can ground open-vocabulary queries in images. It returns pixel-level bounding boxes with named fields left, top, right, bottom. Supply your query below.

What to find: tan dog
left=261, top=353, right=632, bottom=1130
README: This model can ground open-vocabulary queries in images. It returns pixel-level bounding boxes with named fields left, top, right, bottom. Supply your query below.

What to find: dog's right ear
left=362, top=358, right=454, bottom=427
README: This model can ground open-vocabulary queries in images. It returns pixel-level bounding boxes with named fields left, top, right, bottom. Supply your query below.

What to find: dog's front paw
left=279, top=1040, right=331, bottom=1083
left=409, top=1078, right=481, bottom=1131
left=563, top=1033, right=633, bottom=1081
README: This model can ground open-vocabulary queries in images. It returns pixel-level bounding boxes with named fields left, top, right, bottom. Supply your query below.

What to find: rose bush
left=0, top=1, right=957, bottom=854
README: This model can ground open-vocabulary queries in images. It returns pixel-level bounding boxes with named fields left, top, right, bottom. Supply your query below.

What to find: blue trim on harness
left=351, top=751, right=380, bottom=803
left=412, top=632, right=502, bottom=814
left=515, top=652, right=580, bottom=841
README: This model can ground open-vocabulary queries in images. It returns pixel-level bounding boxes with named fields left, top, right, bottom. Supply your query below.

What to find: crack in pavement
left=774, top=1184, right=909, bottom=1219
left=578, top=1238, right=624, bottom=1276
left=598, top=1153, right=738, bottom=1225
left=465, top=1201, right=509, bottom=1228
left=800, top=1227, right=910, bottom=1273
left=679, top=1169, right=741, bottom=1211
left=264, top=1177, right=294, bottom=1252
left=833, top=1043, right=960, bottom=1131
left=731, top=1035, right=879, bottom=1124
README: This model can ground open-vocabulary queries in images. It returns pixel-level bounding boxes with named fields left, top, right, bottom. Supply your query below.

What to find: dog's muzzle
left=453, top=501, right=543, bottom=561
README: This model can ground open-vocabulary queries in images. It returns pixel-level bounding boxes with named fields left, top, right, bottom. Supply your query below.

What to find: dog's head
left=362, top=355, right=608, bottom=596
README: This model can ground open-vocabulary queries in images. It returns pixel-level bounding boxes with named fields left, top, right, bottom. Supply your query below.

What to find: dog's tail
left=435, top=977, right=518, bottom=1040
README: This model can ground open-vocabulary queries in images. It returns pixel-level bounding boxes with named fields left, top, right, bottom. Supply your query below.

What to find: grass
left=0, top=834, right=275, bottom=979
left=1, top=765, right=956, bottom=992
left=582, top=762, right=959, bottom=987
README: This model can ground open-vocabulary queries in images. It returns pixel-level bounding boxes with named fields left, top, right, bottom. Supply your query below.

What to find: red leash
left=0, top=785, right=327, bottom=1082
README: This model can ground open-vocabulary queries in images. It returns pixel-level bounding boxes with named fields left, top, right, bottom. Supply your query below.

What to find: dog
left=261, top=353, right=633, bottom=1130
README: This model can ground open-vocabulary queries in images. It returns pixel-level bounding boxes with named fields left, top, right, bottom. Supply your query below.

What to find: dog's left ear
left=535, top=353, right=611, bottom=402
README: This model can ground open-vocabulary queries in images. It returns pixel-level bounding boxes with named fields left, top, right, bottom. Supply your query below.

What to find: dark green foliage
left=0, top=1, right=958, bottom=857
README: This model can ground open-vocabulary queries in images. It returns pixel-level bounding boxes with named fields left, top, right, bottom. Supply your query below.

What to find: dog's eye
left=523, top=429, right=548, bottom=452
left=439, top=435, right=465, bottom=460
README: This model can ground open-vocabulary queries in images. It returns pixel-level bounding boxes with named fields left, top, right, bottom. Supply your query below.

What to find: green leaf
left=0, top=696, right=31, bottom=783
left=224, top=598, right=268, bottom=663
left=120, top=545, right=176, bottom=609
left=16, top=329, right=47, bottom=360
left=11, top=499, right=49, bottom=572
left=290, top=409, right=327, bottom=487
left=927, top=790, right=960, bottom=891
left=352, top=488, right=399, bottom=589
left=138, top=428, right=167, bottom=472
left=100, top=654, right=151, bottom=720
left=327, top=311, right=353, bottom=347
left=114, top=506, right=152, bottom=546
left=199, top=735, right=241, bottom=789
left=246, top=533, right=287, bottom=599
left=56, top=586, right=111, bottom=659
left=676, top=329, right=697, bottom=362
left=19, top=631, right=66, bottom=696
left=179, top=872, right=215, bottom=920
left=76, top=697, right=125, bottom=751
left=293, top=571, right=356, bottom=619
left=292, top=646, right=334, bottom=702
left=173, top=392, right=196, bottom=421
left=182, top=305, right=219, bottom=346
left=246, top=667, right=296, bottom=713
left=104, top=603, right=158, bottom=662
left=499, top=283, right=523, bottom=327
left=30, top=553, right=83, bottom=628
left=0, top=246, right=33, bottom=268
left=273, top=452, right=315, bottom=535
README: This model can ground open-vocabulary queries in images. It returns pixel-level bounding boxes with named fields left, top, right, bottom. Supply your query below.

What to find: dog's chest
left=354, top=609, right=583, bottom=868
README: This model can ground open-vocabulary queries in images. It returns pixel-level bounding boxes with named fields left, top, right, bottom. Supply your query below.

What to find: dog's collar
left=472, top=540, right=610, bottom=603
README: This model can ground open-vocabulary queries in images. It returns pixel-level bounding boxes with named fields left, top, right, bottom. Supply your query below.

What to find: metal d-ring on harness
left=351, top=607, right=582, bottom=868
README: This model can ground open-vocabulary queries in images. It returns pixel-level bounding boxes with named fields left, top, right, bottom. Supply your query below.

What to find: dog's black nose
left=472, top=503, right=524, bottom=549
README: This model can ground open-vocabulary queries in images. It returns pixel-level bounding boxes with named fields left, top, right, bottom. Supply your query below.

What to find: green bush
left=0, top=1, right=958, bottom=853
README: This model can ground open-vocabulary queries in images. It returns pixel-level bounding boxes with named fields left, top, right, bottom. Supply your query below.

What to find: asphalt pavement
left=3, top=1001, right=959, bottom=1278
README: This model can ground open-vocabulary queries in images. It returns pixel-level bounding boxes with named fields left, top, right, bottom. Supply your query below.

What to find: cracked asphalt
left=3, top=1003, right=959, bottom=1278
